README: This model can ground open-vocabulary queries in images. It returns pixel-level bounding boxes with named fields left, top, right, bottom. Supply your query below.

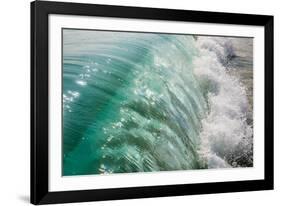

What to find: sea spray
left=194, top=37, right=253, bottom=168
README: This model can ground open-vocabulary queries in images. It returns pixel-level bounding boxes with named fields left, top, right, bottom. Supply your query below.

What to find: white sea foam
left=194, top=37, right=253, bottom=168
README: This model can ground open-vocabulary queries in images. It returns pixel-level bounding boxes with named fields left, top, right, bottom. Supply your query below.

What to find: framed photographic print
left=31, top=0, right=274, bottom=204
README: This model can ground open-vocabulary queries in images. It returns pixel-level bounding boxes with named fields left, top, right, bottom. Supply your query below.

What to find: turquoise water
left=63, top=29, right=253, bottom=176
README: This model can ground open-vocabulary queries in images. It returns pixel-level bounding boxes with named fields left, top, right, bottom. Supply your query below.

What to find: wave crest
left=194, top=37, right=253, bottom=168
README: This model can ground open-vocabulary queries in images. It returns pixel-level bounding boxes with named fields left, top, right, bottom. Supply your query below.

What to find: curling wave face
left=62, top=30, right=253, bottom=176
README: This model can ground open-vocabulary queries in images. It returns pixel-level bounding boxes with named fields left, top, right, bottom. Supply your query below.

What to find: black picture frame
left=31, top=0, right=274, bottom=204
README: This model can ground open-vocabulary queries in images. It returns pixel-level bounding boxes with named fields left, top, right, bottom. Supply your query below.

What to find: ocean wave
left=62, top=30, right=253, bottom=175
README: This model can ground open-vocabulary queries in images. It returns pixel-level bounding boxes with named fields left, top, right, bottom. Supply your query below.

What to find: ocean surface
left=62, top=29, right=253, bottom=176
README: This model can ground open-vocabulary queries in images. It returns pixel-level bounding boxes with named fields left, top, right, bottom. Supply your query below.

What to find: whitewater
left=62, top=30, right=253, bottom=176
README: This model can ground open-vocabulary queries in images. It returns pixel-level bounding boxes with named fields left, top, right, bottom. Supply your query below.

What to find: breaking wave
left=62, top=30, right=253, bottom=176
